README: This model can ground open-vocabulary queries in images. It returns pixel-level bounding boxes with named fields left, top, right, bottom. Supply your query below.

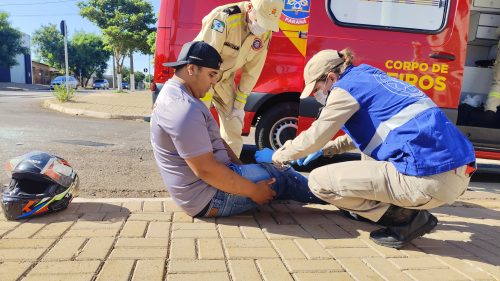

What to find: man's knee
left=309, top=167, right=335, bottom=199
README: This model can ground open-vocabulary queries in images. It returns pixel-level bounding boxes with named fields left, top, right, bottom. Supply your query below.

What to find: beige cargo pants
left=201, top=89, right=244, bottom=157
left=485, top=40, right=500, bottom=113
left=308, top=155, right=471, bottom=222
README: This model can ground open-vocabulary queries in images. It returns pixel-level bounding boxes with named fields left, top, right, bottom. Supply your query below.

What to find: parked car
left=92, top=79, right=109, bottom=90
left=50, top=76, right=79, bottom=90
left=121, top=81, right=129, bottom=89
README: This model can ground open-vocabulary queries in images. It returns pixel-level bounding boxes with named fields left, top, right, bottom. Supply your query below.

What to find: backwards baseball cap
left=163, top=41, right=222, bottom=70
left=300, top=50, right=344, bottom=99
left=251, top=0, right=284, bottom=32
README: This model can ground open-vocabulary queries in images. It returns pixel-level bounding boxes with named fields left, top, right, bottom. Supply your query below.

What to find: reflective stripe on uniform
left=227, top=14, right=244, bottom=28
left=488, top=91, right=500, bottom=99
left=200, top=91, right=213, bottom=102
left=235, top=91, right=247, bottom=103
left=363, top=99, right=437, bottom=155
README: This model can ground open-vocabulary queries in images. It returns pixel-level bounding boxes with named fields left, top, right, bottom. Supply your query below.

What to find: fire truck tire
left=255, top=102, right=299, bottom=150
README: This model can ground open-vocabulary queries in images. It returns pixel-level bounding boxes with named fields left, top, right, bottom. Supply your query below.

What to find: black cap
left=163, top=41, right=223, bottom=70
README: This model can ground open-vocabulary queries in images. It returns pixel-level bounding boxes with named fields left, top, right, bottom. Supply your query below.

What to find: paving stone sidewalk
left=1, top=193, right=499, bottom=281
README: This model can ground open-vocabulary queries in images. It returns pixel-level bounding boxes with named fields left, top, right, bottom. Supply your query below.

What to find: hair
left=173, top=64, right=202, bottom=72
left=316, top=48, right=355, bottom=82
left=335, top=48, right=355, bottom=75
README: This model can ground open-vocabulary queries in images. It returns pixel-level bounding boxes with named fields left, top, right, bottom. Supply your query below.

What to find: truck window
left=327, top=0, right=449, bottom=33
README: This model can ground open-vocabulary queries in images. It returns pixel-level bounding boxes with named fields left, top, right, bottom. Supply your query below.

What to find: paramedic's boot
left=369, top=210, right=438, bottom=249
left=342, top=205, right=417, bottom=226
left=339, top=209, right=374, bottom=224
left=376, top=205, right=419, bottom=226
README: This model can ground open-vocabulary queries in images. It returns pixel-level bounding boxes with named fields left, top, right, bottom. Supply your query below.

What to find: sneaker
left=369, top=210, right=438, bottom=249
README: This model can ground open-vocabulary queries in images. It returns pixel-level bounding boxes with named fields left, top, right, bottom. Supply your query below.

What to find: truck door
left=298, top=0, right=467, bottom=134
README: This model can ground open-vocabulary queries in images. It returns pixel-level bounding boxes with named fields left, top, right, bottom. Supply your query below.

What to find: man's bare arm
left=185, top=152, right=275, bottom=204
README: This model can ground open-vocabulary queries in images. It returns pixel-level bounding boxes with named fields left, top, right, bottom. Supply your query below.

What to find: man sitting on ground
left=150, top=41, right=324, bottom=218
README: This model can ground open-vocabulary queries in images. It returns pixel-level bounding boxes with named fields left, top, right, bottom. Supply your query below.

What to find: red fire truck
left=152, top=0, right=500, bottom=160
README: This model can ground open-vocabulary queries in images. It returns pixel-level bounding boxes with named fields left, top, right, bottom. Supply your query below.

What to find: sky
left=0, top=0, right=161, bottom=75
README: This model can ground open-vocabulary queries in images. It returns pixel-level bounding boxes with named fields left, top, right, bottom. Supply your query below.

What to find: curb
left=42, top=99, right=145, bottom=121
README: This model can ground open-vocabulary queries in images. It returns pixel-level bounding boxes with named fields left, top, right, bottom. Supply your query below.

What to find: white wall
left=10, top=34, right=31, bottom=84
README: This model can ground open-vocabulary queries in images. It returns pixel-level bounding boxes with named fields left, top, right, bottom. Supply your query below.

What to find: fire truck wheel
left=255, top=102, right=299, bottom=150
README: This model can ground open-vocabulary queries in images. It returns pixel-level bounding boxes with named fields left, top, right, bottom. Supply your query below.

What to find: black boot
left=376, top=205, right=418, bottom=226
left=369, top=210, right=438, bottom=249
left=339, top=209, right=374, bottom=224
left=340, top=205, right=417, bottom=226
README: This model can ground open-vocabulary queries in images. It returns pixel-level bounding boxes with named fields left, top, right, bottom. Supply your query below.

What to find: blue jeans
left=198, top=163, right=325, bottom=218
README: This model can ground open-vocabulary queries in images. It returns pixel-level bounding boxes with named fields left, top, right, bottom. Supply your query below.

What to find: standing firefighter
left=194, top=0, right=284, bottom=157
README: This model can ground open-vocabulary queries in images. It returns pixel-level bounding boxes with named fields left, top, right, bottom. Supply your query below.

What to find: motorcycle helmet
left=1, top=151, right=79, bottom=220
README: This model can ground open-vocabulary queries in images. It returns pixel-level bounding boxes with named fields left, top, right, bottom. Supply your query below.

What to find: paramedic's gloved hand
left=255, top=148, right=274, bottom=163
left=226, top=107, right=245, bottom=123
left=295, top=150, right=323, bottom=166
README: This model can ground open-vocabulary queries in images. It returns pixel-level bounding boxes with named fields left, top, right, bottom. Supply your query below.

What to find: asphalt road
left=0, top=90, right=498, bottom=199
left=0, top=90, right=166, bottom=198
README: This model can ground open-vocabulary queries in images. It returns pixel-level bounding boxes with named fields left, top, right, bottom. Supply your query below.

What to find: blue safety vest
left=335, top=64, right=475, bottom=176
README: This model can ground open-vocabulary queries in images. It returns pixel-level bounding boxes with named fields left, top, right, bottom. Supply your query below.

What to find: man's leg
left=485, top=41, right=500, bottom=114
left=308, top=160, right=469, bottom=248
left=242, top=163, right=325, bottom=204
left=217, top=109, right=244, bottom=157
left=199, top=163, right=320, bottom=218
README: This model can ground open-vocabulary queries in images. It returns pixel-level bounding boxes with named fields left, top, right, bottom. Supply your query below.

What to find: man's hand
left=255, top=148, right=274, bottom=163
left=249, top=178, right=276, bottom=205
left=226, top=108, right=245, bottom=123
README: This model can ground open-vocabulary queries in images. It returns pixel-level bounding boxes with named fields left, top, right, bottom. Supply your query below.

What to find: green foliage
left=32, top=24, right=65, bottom=69
left=120, top=67, right=146, bottom=84
left=147, top=31, right=156, bottom=55
left=121, top=67, right=130, bottom=82
left=70, top=32, right=111, bottom=86
left=33, top=25, right=110, bottom=87
left=52, top=84, right=75, bottom=102
left=78, top=0, right=157, bottom=82
left=0, top=12, right=29, bottom=68
left=134, top=71, right=145, bottom=83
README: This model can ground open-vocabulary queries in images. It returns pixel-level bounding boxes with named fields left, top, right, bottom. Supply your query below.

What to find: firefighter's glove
left=294, top=150, right=323, bottom=166
left=255, top=148, right=274, bottom=163
left=226, top=108, right=245, bottom=123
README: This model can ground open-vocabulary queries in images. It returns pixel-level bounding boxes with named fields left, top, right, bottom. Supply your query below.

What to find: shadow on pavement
left=10, top=202, right=130, bottom=223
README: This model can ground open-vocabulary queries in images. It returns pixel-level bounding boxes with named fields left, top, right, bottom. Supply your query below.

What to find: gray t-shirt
left=150, top=78, right=231, bottom=216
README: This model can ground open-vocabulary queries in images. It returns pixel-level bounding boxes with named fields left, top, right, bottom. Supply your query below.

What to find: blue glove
left=255, top=148, right=274, bottom=163
left=296, top=150, right=323, bottom=166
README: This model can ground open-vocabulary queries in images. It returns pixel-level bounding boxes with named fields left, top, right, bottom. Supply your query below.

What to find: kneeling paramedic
left=150, top=41, right=324, bottom=218
left=256, top=48, right=476, bottom=248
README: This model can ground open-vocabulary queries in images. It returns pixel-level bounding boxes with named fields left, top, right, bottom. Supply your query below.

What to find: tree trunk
left=129, top=52, right=135, bottom=92
left=116, top=50, right=123, bottom=91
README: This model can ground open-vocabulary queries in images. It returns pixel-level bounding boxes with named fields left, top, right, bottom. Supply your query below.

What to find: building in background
left=32, top=61, right=58, bottom=85
left=0, top=33, right=32, bottom=84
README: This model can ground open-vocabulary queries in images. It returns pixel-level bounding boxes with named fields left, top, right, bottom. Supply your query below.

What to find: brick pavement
left=1, top=196, right=499, bottom=281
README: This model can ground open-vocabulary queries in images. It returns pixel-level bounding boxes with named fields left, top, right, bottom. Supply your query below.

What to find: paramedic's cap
left=163, top=41, right=222, bottom=70
left=251, top=0, right=284, bottom=32
left=300, top=49, right=344, bottom=99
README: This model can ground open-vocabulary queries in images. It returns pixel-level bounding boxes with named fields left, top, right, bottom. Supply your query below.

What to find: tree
left=0, top=12, right=28, bottom=68
left=134, top=71, right=145, bottom=84
left=70, top=32, right=111, bottom=87
left=121, top=67, right=130, bottom=82
left=146, top=31, right=156, bottom=56
left=78, top=0, right=157, bottom=91
left=32, top=24, right=65, bottom=69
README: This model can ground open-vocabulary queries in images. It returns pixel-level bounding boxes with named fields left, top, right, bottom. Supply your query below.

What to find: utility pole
left=60, top=20, right=70, bottom=100
left=148, top=53, right=151, bottom=85
left=112, top=52, right=116, bottom=89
